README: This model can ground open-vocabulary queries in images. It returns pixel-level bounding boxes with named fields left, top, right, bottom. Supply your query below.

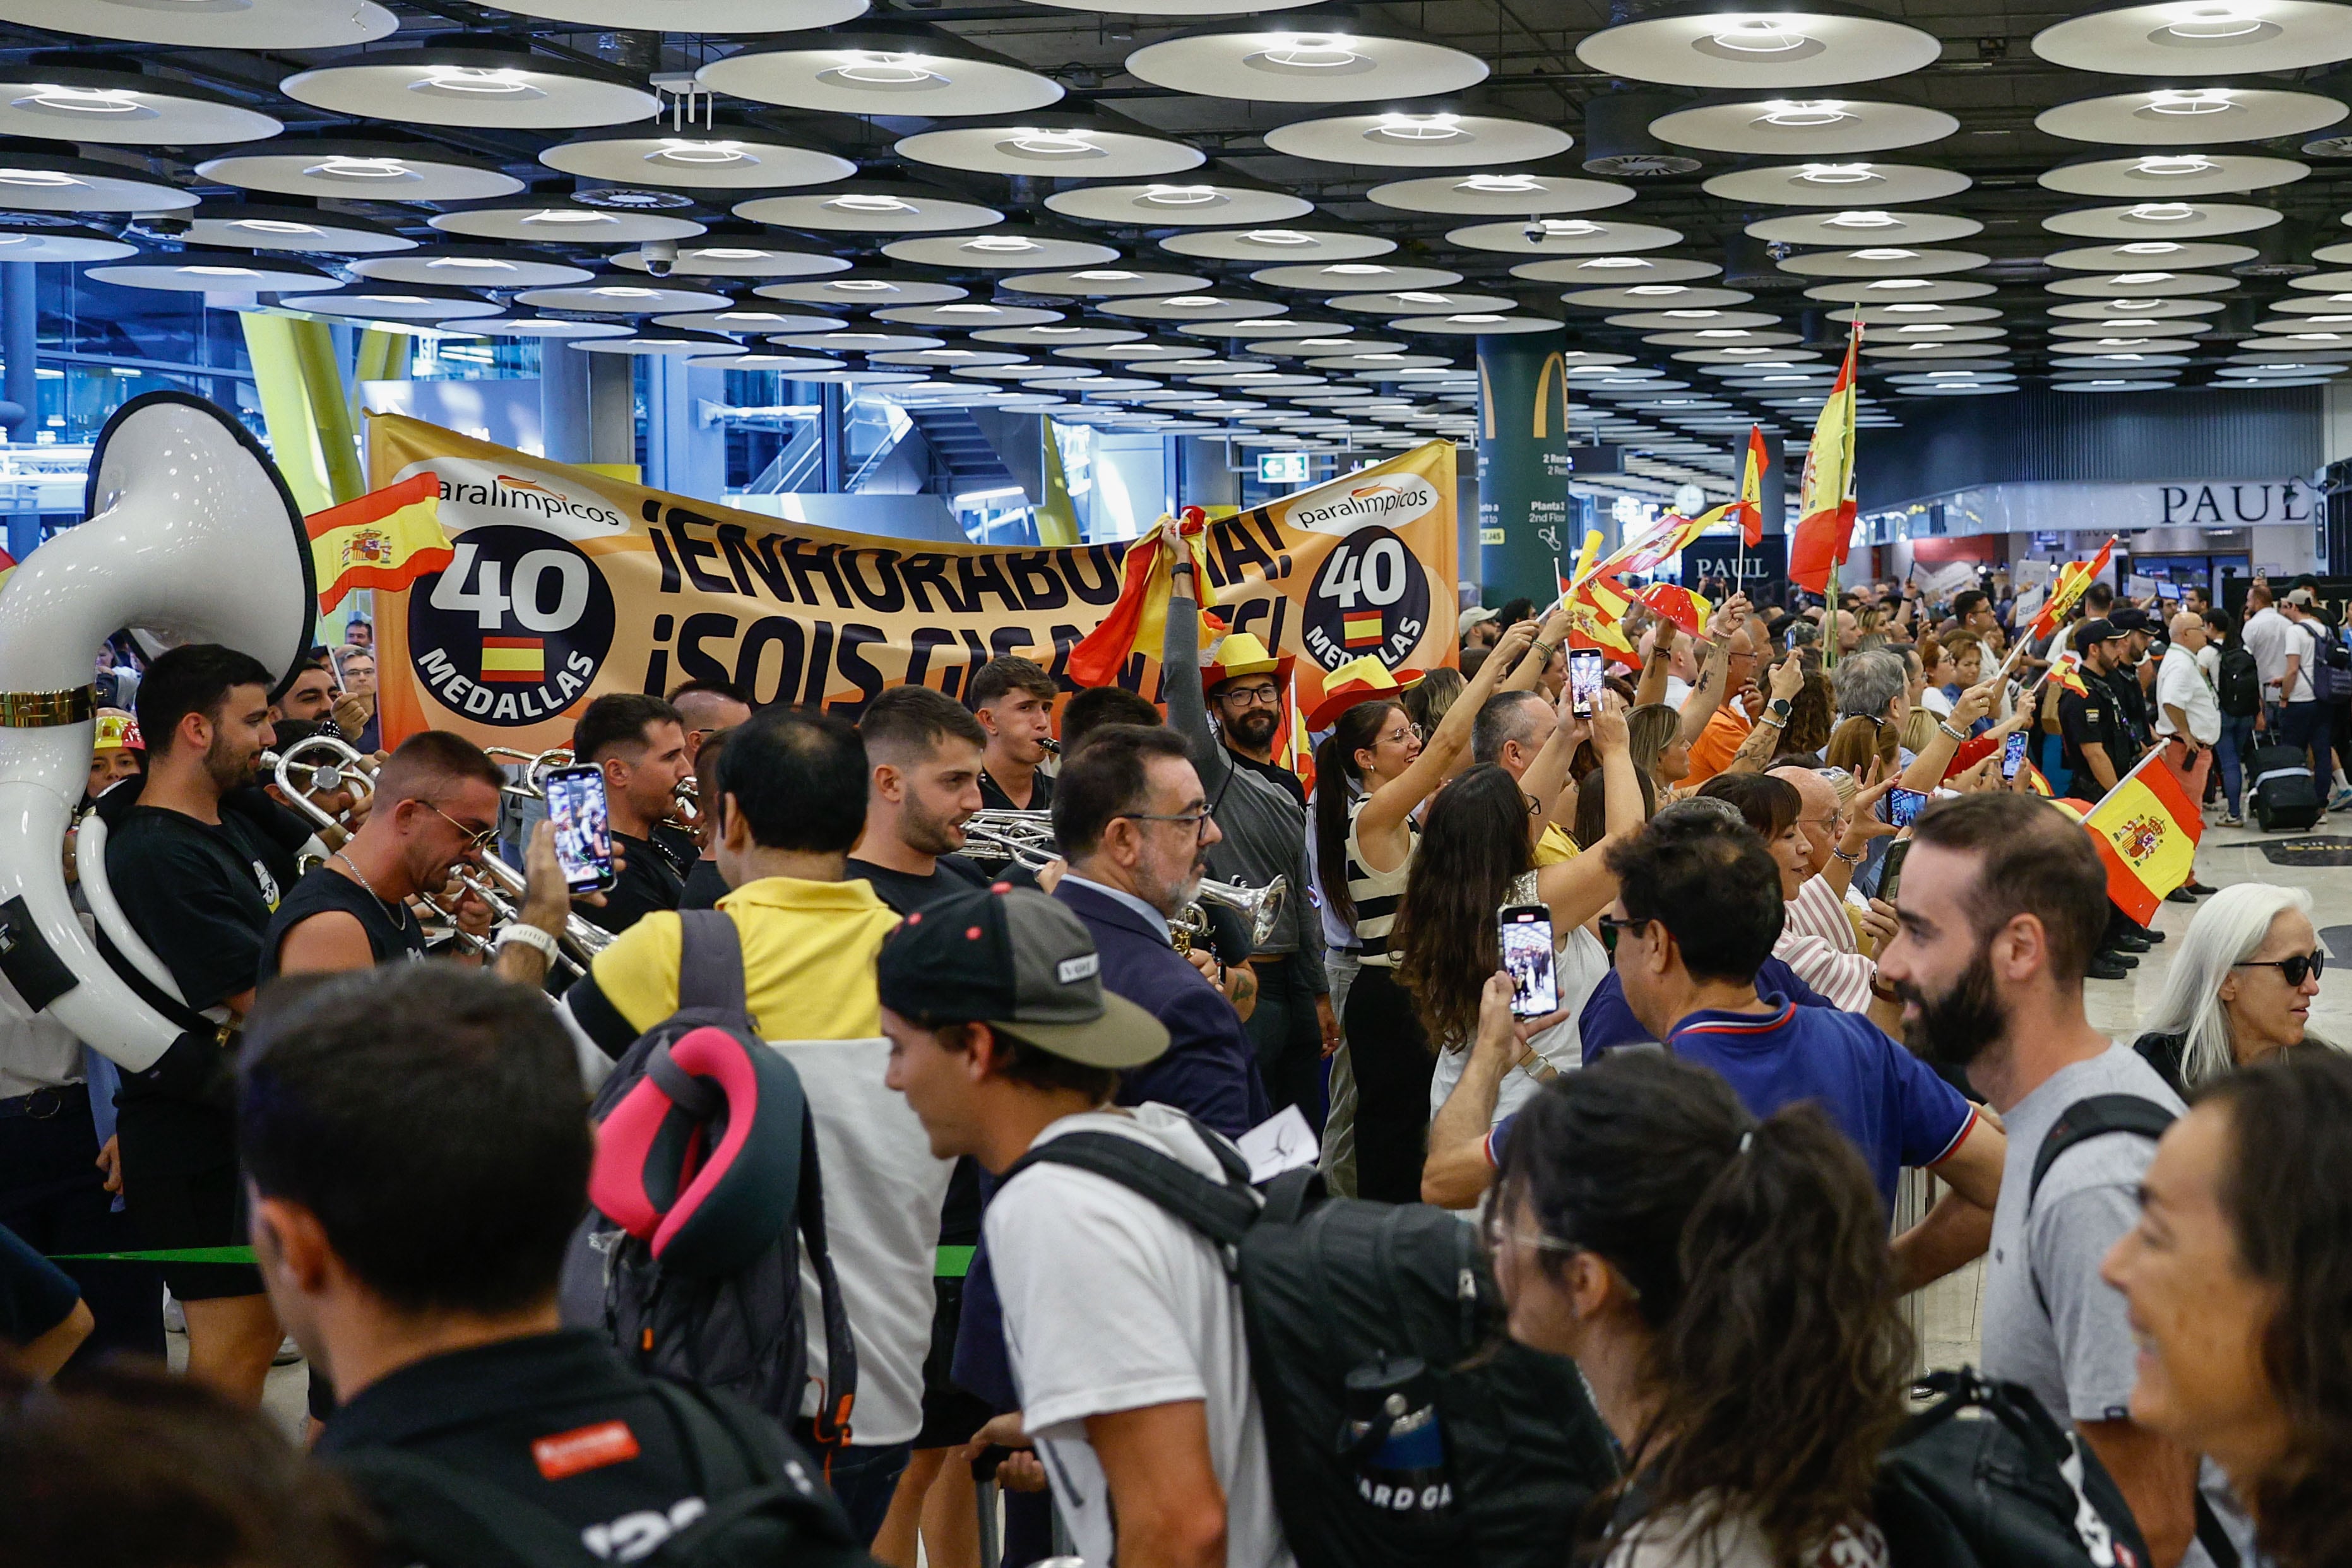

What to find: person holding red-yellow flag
left=1068, top=506, right=1225, bottom=690
left=306, top=472, right=452, bottom=614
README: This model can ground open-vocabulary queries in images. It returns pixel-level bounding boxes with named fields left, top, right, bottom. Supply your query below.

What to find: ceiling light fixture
left=2117, top=241, right=2185, bottom=254
left=1372, top=113, right=1464, bottom=141
left=1796, top=163, right=1878, bottom=184
left=18, top=85, right=144, bottom=114
left=1002, top=130, right=1100, bottom=157
left=1240, top=229, right=1314, bottom=245
left=1757, top=100, right=1851, bottom=127
left=648, top=140, right=750, bottom=165
left=830, top=52, right=944, bottom=86
left=306, top=156, right=412, bottom=181
left=2126, top=202, right=2200, bottom=222
left=183, top=264, right=259, bottom=277
left=521, top=208, right=614, bottom=225
left=1866, top=277, right=1935, bottom=289
left=1886, top=302, right=1940, bottom=312
left=1141, top=185, right=1221, bottom=205
left=2159, top=3, right=2268, bottom=40
left=2134, top=154, right=2218, bottom=176
left=230, top=218, right=321, bottom=235
left=2148, top=88, right=2234, bottom=115
left=2113, top=271, right=2176, bottom=283
left=1708, top=16, right=1812, bottom=53
left=1254, top=34, right=1365, bottom=68
left=966, top=235, right=1041, bottom=251
left=1822, top=210, right=1903, bottom=229
left=827, top=194, right=912, bottom=213
left=1074, top=269, right=1138, bottom=280
left=415, top=66, right=537, bottom=97
left=1456, top=174, right=1540, bottom=193
left=1850, top=247, right=1919, bottom=259
left=0, top=169, right=78, bottom=188
left=1583, top=256, right=1648, bottom=269
left=1627, top=284, right=1687, bottom=295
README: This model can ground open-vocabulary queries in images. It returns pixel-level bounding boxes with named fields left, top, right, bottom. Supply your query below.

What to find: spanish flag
left=1560, top=568, right=1640, bottom=668
left=1343, top=610, right=1385, bottom=648
left=1735, top=424, right=1767, bottom=548
left=1788, top=323, right=1861, bottom=593
left=2029, top=536, right=2117, bottom=643
left=1067, top=508, right=1225, bottom=688
left=480, top=637, right=545, bottom=684
left=2052, top=651, right=2091, bottom=698
left=2077, top=749, right=2204, bottom=925
left=1635, top=582, right=1711, bottom=638
left=307, top=472, right=453, bottom=614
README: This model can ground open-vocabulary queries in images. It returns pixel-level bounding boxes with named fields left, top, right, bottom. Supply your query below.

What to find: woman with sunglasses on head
left=2135, top=882, right=2335, bottom=1097
left=1312, top=619, right=1540, bottom=1204
left=2100, top=1050, right=2352, bottom=1568
left=1488, top=1048, right=1911, bottom=1568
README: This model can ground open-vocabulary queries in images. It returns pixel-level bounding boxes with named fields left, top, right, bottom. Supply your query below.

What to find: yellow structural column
left=288, top=316, right=365, bottom=506
left=239, top=311, right=335, bottom=516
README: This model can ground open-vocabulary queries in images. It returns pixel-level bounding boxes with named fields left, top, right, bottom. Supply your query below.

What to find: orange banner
left=364, top=416, right=1458, bottom=747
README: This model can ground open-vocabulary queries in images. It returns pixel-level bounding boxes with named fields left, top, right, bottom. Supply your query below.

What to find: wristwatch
left=1767, top=698, right=1792, bottom=721
left=496, top=924, right=561, bottom=961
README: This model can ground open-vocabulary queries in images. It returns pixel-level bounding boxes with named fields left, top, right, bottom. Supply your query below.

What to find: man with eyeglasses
left=1049, top=723, right=1266, bottom=1138
left=260, top=730, right=571, bottom=993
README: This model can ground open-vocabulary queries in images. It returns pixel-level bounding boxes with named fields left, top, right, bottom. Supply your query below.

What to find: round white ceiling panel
left=1124, top=24, right=1487, bottom=102
left=0, top=148, right=193, bottom=211
left=2033, top=0, right=2352, bottom=75
left=357, top=247, right=602, bottom=288
left=186, top=203, right=414, bottom=254
left=282, top=47, right=660, bottom=131
left=2044, top=239, right=2259, bottom=270
left=1328, top=289, right=1516, bottom=314
left=1702, top=160, right=1971, bottom=206
left=698, top=36, right=1062, bottom=116
left=1564, top=283, right=1755, bottom=308
left=539, top=126, right=857, bottom=191
left=0, top=220, right=132, bottom=264
left=1000, top=268, right=1209, bottom=297
left=514, top=279, right=735, bottom=314
left=0, top=0, right=395, bottom=47
left=2040, top=150, right=2310, bottom=199
left=2042, top=199, right=2281, bottom=239
left=2046, top=295, right=2224, bottom=318
left=1252, top=262, right=1461, bottom=290
left=874, top=302, right=1066, bottom=328
left=1574, top=8, right=1942, bottom=90
left=610, top=241, right=852, bottom=279
left=1101, top=294, right=1288, bottom=322
left=447, top=314, right=636, bottom=339
left=1264, top=112, right=1572, bottom=168
left=0, top=66, right=283, bottom=146
left=2036, top=86, right=2346, bottom=146
left=1365, top=169, right=1634, bottom=215
left=972, top=324, right=1143, bottom=345
left=880, top=230, right=1122, bottom=270
left=1045, top=182, right=1314, bottom=226
left=654, top=307, right=846, bottom=333
left=1161, top=227, right=1394, bottom=261
left=1512, top=254, right=1724, bottom=284
left=1777, top=247, right=1990, bottom=276
left=84, top=251, right=339, bottom=293
left=196, top=139, right=522, bottom=204
left=288, top=282, right=507, bottom=320
left=429, top=200, right=706, bottom=244
left=1446, top=217, right=1682, bottom=254
left=735, top=182, right=1004, bottom=235
left=896, top=118, right=1204, bottom=178
left=1650, top=96, right=1956, bottom=155
left=2045, top=268, right=2241, bottom=295
left=1745, top=208, right=1981, bottom=244
left=498, top=0, right=865, bottom=29
left=1802, top=276, right=1997, bottom=303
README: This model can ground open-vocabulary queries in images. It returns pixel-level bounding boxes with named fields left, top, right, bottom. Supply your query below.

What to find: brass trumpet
left=959, top=809, right=1059, bottom=872
left=1173, top=876, right=1288, bottom=956
left=484, top=745, right=574, bottom=802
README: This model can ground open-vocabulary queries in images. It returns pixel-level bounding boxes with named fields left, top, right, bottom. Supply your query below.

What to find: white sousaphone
left=0, top=392, right=315, bottom=1072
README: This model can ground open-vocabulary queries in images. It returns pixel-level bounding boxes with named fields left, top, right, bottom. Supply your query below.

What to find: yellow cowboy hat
left=1202, top=631, right=1295, bottom=696
left=93, top=708, right=144, bottom=752
left=1307, top=654, right=1426, bottom=730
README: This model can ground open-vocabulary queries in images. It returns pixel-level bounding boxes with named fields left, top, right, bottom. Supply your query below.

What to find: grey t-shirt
left=1982, top=1043, right=2185, bottom=1427
left=1982, top=1046, right=2244, bottom=1568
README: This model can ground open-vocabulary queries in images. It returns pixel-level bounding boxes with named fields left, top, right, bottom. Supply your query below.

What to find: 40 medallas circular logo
left=407, top=525, right=615, bottom=727
left=1301, top=523, right=1432, bottom=672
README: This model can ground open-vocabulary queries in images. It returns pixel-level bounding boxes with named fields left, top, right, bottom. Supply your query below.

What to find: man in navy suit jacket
left=1049, top=724, right=1268, bottom=1137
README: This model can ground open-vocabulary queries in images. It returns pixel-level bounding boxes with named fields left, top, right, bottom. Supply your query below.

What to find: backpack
left=2306, top=621, right=2352, bottom=704
left=334, top=1377, right=867, bottom=1568
left=558, top=910, right=858, bottom=1444
left=1003, top=1120, right=1620, bottom=1568
left=2215, top=646, right=2260, bottom=719
left=1874, top=1368, right=2153, bottom=1568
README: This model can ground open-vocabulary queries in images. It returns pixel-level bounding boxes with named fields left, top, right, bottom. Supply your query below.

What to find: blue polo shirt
left=1578, top=958, right=1834, bottom=1065
left=1666, top=994, right=1976, bottom=1210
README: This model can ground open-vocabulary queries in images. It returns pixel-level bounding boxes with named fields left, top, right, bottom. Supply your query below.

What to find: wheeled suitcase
left=2250, top=744, right=2324, bottom=831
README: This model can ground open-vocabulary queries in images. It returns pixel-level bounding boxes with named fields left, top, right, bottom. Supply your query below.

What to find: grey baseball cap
left=876, top=885, right=1170, bottom=1069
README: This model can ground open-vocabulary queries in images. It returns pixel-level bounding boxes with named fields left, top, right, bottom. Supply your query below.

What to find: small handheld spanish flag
left=307, top=472, right=454, bottom=614
left=2077, top=749, right=2204, bottom=925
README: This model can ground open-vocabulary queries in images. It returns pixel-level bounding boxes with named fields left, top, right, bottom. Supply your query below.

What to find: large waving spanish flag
left=1788, top=324, right=1860, bottom=593
left=2067, top=749, right=2204, bottom=925
left=2029, top=535, right=2117, bottom=643
left=307, top=472, right=453, bottom=614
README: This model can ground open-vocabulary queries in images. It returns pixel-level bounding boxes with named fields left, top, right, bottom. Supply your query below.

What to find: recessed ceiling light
left=1756, top=100, right=1850, bottom=128
left=1142, top=184, right=1221, bottom=205
left=521, top=208, right=614, bottom=225
left=2160, top=4, right=2267, bottom=40
left=1850, top=247, right=1918, bottom=260
left=966, top=235, right=1041, bottom=251
left=1240, top=229, right=1314, bottom=245
left=2148, top=88, right=2234, bottom=116
left=415, top=66, right=538, bottom=98
left=1823, top=210, right=1903, bottom=229
left=0, top=168, right=80, bottom=188
left=1372, top=112, right=1464, bottom=142
left=829, top=52, right=945, bottom=86
left=2112, top=271, right=2175, bottom=284
left=1709, top=17, right=1812, bottom=54
left=1796, top=163, right=1877, bottom=185
left=1457, top=173, right=1541, bottom=193
left=2134, top=154, right=2218, bottom=177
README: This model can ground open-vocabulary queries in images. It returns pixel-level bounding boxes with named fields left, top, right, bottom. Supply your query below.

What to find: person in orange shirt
left=1685, top=626, right=1797, bottom=787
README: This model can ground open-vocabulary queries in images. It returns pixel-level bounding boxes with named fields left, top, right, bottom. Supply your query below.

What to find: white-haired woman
left=2135, top=882, right=2332, bottom=1095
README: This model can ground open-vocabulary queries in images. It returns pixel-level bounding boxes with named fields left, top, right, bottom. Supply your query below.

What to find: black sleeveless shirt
left=258, top=862, right=430, bottom=987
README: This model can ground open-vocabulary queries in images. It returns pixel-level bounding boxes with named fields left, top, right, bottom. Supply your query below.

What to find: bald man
left=2154, top=612, right=2219, bottom=899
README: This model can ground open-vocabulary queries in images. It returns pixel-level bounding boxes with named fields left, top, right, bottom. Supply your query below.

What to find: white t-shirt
left=2243, top=606, right=2292, bottom=691
left=988, top=1105, right=1295, bottom=1568
left=2280, top=617, right=2319, bottom=704
left=2154, top=643, right=2221, bottom=744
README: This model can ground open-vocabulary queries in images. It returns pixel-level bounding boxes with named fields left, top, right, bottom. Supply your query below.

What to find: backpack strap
left=2028, top=1095, right=2178, bottom=1208
left=675, top=908, right=749, bottom=1016
left=1001, top=1131, right=1260, bottom=1250
left=333, top=1446, right=600, bottom=1568
left=639, top=1381, right=862, bottom=1557
left=792, top=1097, right=860, bottom=1450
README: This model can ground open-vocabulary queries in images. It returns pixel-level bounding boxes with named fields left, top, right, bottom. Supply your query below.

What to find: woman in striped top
left=1313, top=620, right=1538, bottom=1203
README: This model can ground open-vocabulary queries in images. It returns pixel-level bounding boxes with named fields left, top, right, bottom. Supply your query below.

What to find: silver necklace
left=331, top=851, right=410, bottom=932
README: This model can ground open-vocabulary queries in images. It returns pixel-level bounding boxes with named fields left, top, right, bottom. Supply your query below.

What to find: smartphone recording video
left=543, top=764, right=617, bottom=895
left=2002, top=732, right=2028, bottom=781
left=1499, top=905, right=1559, bottom=1019
left=1887, top=787, right=1930, bottom=829
left=1567, top=647, right=1606, bottom=718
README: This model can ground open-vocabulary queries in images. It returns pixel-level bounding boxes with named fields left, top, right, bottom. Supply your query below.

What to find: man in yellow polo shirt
left=1468, top=687, right=1583, bottom=865
left=562, top=706, right=943, bottom=1547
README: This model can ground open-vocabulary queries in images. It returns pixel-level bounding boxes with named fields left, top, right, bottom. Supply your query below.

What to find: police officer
left=2103, top=606, right=2160, bottom=756
left=2055, top=618, right=2156, bottom=979
left=241, top=964, right=867, bottom=1567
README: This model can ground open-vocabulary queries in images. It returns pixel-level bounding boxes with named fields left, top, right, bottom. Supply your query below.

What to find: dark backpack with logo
left=1875, top=1095, right=2240, bottom=1568
left=558, top=910, right=857, bottom=1444
left=1002, top=1120, right=1619, bottom=1568
left=2216, top=646, right=2261, bottom=719
left=333, top=1377, right=869, bottom=1568
left=2307, top=620, right=2352, bottom=704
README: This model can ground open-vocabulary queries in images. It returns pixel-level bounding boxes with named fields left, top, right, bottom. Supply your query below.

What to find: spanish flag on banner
left=2077, top=749, right=2204, bottom=925
left=307, top=472, right=453, bottom=614
left=1067, top=509, right=1225, bottom=689
left=480, top=638, right=546, bottom=684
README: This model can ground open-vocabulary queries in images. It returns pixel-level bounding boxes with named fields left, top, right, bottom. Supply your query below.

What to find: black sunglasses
left=1598, top=913, right=1648, bottom=956
left=2236, top=951, right=2326, bottom=987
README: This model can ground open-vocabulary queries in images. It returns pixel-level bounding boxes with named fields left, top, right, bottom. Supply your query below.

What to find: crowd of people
left=0, top=557, right=2346, bottom=1568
